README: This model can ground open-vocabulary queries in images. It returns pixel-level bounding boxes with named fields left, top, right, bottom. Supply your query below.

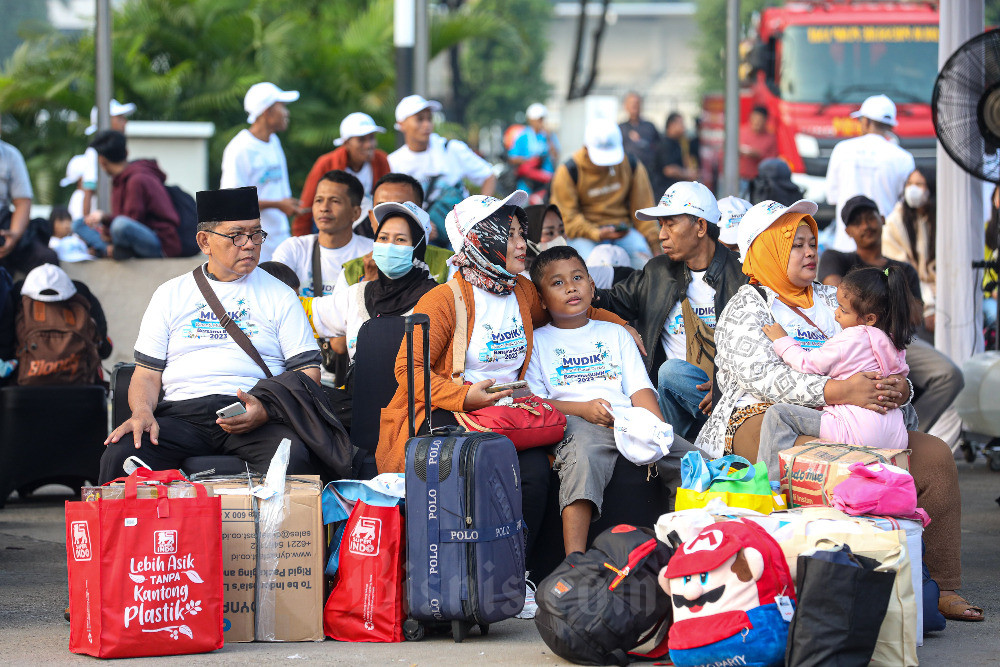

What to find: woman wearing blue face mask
left=310, top=201, right=437, bottom=361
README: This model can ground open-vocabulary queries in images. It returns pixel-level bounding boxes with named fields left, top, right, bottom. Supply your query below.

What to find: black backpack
left=534, top=525, right=674, bottom=666
left=165, top=184, right=199, bottom=257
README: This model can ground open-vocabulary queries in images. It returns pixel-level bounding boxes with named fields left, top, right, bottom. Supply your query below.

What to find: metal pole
left=95, top=0, right=113, bottom=210
left=414, top=0, right=429, bottom=97
left=394, top=0, right=416, bottom=149
left=722, top=0, right=740, bottom=197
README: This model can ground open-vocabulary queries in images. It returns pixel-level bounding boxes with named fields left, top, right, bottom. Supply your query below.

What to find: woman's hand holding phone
left=463, top=379, right=514, bottom=411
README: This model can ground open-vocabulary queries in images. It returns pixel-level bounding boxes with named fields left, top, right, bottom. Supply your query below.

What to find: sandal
left=938, top=593, right=984, bottom=622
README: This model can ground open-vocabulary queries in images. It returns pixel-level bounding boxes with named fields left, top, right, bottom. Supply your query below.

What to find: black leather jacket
left=593, top=241, right=747, bottom=381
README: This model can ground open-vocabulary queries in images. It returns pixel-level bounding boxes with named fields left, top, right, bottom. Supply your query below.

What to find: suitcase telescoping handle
left=405, top=314, right=432, bottom=438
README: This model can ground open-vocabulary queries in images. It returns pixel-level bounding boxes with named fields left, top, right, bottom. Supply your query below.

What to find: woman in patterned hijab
left=447, top=199, right=529, bottom=293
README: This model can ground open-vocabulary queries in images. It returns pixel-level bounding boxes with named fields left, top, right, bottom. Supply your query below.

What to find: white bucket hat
left=636, top=181, right=721, bottom=223
left=609, top=406, right=675, bottom=465
left=334, top=112, right=386, bottom=147
left=85, top=99, right=136, bottom=135
left=21, top=264, right=77, bottom=302
left=244, top=82, right=299, bottom=124
left=584, top=118, right=624, bottom=167
left=445, top=191, right=529, bottom=256
left=716, top=196, right=752, bottom=246
left=737, top=199, right=819, bottom=262
left=394, top=94, right=442, bottom=130
left=850, top=94, right=897, bottom=127
left=372, top=201, right=433, bottom=241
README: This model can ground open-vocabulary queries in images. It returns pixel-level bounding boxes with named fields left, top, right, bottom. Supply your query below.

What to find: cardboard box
left=200, top=475, right=324, bottom=643
left=779, top=442, right=910, bottom=508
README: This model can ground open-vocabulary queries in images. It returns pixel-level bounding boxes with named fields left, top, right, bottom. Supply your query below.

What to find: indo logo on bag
left=154, top=530, right=177, bottom=555
left=71, top=521, right=92, bottom=561
left=348, top=517, right=381, bottom=556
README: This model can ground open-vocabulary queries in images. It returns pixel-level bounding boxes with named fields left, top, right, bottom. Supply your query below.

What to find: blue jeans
left=566, top=228, right=652, bottom=269
left=657, top=358, right=709, bottom=441
left=110, top=215, right=163, bottom=258
left=72, top=218, right=108, bottom=255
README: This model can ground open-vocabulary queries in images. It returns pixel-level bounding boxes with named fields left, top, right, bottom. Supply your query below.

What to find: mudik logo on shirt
left=477, top=318, right=527, bottom=363
left=550, top=343, right=620, bottom=386
left=181, top=300, right=259, bottom=340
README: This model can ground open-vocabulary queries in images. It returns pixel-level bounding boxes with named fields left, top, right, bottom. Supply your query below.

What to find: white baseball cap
left=445, top=190, right=529, bottom=255
left=244, top=82, right=299, bottom=124
left=85, top=99, right=136, bottom=135
left=636, top=181, right=721, bottom=223
left=737, top=199, right=819, bottom=262
left=586, top=244, right=631, bottom=268
left=21, top=264, right=77, bottom=302
left=716, top=196, right=752, bottom=246
left=584, top=118, right=624, bottom=167
left=526, top=103, right=548, bottom=121
left=609, top=406, right=675, bottom=466
left=394, top=94, right=442, bottom=129
left=60, top=153, right=95, bottom=188
left=850, top=94, right=897, bottom=127
left=334, top=112, right=386, bottom=147
left=372, top=201, right=433, bottom=241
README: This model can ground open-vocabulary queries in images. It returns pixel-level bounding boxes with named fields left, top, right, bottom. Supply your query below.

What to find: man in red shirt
left=738, top=106, right=778, bottom=190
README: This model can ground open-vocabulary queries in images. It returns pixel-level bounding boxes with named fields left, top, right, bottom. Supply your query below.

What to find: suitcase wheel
left=452, top=619, right=471, bottom=643
left=403, top=618, right=425, bottom=642
left=478, top=623, right=489, bottom=637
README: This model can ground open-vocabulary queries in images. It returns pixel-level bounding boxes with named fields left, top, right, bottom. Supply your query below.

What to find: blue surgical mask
left=372, top=242, right=414, bottom=279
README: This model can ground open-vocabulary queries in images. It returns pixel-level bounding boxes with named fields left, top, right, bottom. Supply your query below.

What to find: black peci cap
left=196, top=186, right=260, bottom=223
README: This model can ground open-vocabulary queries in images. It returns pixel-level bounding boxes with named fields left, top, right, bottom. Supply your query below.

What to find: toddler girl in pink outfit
left=762, top=266, right=914, bottom=449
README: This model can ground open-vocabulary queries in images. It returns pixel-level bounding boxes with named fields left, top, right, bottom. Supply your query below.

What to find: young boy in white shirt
left=526, top=245, right=665, bottom=555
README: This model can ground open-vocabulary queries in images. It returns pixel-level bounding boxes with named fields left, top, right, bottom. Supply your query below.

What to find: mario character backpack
left=660, top=519, right=796, bottom=667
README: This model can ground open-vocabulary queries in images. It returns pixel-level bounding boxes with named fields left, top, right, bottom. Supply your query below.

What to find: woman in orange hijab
left=697, top=199, right=981, bottom=622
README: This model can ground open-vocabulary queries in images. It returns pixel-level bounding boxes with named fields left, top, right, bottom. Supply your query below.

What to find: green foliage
left=695, top=0, right=777, bottom=95
left=0, top=0, right=528, bottom=205
left=459, top=0, right=552, bottom=128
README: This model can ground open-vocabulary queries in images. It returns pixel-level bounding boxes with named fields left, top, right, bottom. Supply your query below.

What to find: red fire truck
left=742, top=1, right=939, bottom=220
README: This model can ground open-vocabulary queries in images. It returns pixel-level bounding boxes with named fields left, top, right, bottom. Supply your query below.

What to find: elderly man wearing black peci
left=99, top=186, right=349, bottom=483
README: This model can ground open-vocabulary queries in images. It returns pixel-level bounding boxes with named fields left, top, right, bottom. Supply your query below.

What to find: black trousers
left=422, top=409, right=551, bottom=564
left=99, top=394, right=315, bottom=484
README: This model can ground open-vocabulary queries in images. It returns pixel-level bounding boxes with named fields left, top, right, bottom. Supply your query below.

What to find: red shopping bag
left=66, top=469, right=224, bottom=658
left=323, top=501, right=405, bottom=642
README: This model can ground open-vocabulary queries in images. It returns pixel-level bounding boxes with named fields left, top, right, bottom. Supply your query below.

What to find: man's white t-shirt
left=271, top=234, right=374, bottom=297
left=220, top=129, right=293, bottom=261
left=134, top=267, right=318, bottom=401
left=464, top=288, right=527, bottom=385
left=527, top=320, right=654, bottom=411
left=388, top=133, right=492, bottom=205
left=825, top=133, right=915, bottom=252
left=660, top=271, right=717, bottom=361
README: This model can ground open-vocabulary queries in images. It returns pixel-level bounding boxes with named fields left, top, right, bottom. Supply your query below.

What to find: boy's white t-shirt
left=134, top=267, right=318, bottom=401
left=388, top=133, right=492, bottom=205
left=527, top=319, right=654, bottom=411
left=271, top=233, right=374, bottom=297
left=464, top=288, right=528, bottom=385
left=220, top=129, right=293, bottom=261
left=660, top=270, right=717, bottom=361
left=68, top=189, right=86, bottom=221
left=49, top=233, right=93, bottom=262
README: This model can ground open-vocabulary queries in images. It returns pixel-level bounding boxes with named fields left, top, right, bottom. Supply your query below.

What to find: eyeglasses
left=205, top=230, right=268, bottom=247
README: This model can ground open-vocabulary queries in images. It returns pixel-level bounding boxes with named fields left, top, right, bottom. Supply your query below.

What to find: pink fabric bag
left=831, top=462, right=930, bottom=526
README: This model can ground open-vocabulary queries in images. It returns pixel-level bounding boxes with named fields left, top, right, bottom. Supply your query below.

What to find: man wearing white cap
left=550, top=118, right=656, bottom=269
left=221, top=82, right=303, bottom=261
left=388, top=94, right=495, bottom=242
left=292, top=112, right=390, bottom=236
left=716, top=195, right=751, bottom=253
left=508, top=102, right=559, bottom=192
left=592, top=181, right=747, bottom=441
left=80, top=100, right=137, bottom=221
left=825, top=94, right=915, bottom=252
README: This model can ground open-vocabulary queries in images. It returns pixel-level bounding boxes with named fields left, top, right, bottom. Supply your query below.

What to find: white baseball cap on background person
left=636, top=181, right=721, bottom=223
left=526, top=103, right=548, bottom=121
left=716, top=196, right=752, bottom=246
left=372, top=201, right=433, bottom=241
left=60, top=154, right=95, bottom=188
left=21, top=264, right=77, bottom=302
left=394, top=95, right=443, bottom=129
left=244, top=82, right=299, bottom=124
left=334, top=112, right=386, bottom=147
left=84, top=99, right=136, bottom=135
left=584, top=118, right=625, bottom=167
left=850, top=94, right=897, bottom=127
left=737, top=199, right=819, bottom=262
left=444, top=190, right=529, bottom=256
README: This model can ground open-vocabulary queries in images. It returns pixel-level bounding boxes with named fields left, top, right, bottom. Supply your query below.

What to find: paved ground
left=1, top=459, right=997, bottom=665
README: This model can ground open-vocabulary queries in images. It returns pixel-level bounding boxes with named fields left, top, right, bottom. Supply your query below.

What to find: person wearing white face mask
left=883, top=167, right=937, bottom=332
left=309, top=201, right=438, bottom=361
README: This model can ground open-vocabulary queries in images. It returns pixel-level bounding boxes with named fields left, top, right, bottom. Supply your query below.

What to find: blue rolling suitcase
left=401, top=314, right=527, bottom=642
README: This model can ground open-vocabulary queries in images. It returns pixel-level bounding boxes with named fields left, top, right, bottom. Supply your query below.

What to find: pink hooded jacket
left=774, top=325, right=909, bottom=448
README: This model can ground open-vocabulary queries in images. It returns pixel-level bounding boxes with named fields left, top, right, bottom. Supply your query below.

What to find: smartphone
left=486, top=380, right=528, bottom=394
left=216, top=401, right=247, bottom=419
left=613, top=222, right=630, bottom=232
